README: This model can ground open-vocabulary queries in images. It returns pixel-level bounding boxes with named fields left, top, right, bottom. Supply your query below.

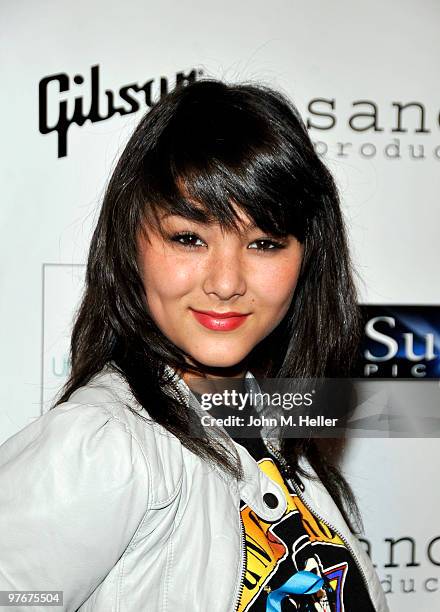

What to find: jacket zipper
left=233, top=514, right=247, bottom=611
left=261, top=439, right=371, bottom=596
left=168, top=377, right=248, bottom=612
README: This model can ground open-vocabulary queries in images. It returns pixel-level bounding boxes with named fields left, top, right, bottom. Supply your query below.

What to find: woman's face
left=137, top=204, right=304, bottom=372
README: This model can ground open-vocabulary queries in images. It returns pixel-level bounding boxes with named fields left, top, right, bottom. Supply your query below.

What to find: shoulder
left=0, top=382, right=152, bottom=605
left=62, top=364, right=184, bottom=505
left=0, top=364, right=184, bottom=509
left=0, top=394, right=150, bottom=498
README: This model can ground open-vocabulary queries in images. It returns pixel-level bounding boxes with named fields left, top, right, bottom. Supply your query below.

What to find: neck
left=180, top=358, right=249, bottom=395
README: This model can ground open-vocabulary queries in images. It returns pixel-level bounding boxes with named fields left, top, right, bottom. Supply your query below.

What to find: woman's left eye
left=248, top=239, right=285, bottom=251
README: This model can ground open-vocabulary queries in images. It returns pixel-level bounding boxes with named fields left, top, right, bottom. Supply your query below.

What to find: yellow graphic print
left=238, top=459, right=344, bottom=612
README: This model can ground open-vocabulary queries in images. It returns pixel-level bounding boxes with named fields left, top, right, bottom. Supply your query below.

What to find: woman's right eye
left=169, top=232, right=206, bottom=249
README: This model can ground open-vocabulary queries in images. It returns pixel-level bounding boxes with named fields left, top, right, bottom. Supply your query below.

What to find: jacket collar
left=162, top=364, right=288, bottom=521
left=162, top=364, right=281, bottom=441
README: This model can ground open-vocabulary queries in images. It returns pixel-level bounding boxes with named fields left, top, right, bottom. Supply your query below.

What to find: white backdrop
left=1, top=1, right=439, bottom=610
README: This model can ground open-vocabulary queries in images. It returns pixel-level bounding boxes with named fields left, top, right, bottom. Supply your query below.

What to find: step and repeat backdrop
left=1, top=1, right=439, bottom=610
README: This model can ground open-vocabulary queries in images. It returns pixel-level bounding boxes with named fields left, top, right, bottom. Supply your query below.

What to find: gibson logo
left=38, top=64, right=202, bottom=158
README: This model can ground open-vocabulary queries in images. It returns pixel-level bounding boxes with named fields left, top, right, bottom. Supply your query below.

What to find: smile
left=190, top=309, right=250, bottom=331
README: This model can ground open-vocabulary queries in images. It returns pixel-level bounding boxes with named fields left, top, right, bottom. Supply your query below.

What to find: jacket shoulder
left=0, top=396, right=152, bottom=609
left=0, top=397, right=138, bottom=471
left=64, top=365, right=185, bottom=508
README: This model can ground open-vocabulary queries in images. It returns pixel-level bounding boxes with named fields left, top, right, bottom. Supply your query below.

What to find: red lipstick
left=190, top=308, right=250, bottom=331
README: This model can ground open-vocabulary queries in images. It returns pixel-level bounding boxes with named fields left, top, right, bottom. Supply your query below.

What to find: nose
left=202, top=245, right=247, bottom=301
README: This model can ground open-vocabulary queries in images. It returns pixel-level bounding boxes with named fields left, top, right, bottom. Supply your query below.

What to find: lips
left=190, top=308, right=250, bottom=331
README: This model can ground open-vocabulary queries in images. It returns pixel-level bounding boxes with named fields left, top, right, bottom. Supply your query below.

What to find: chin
left=190, top=347, right=250, bottom=370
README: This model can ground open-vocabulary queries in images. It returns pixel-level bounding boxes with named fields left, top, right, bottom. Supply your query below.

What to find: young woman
left=0, top=79, right=389, bottom=612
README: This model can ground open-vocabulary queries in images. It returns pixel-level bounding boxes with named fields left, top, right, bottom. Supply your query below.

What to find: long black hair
left=53, top=78, right=364, bottom=532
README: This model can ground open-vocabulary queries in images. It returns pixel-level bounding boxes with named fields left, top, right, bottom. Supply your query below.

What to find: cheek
left=139, top=249, right=197, bottom=302
left=251, top=259, right=302, bottom=310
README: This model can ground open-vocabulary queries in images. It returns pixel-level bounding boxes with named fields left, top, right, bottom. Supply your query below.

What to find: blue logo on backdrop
left=357, top=305, right=440, bottom=378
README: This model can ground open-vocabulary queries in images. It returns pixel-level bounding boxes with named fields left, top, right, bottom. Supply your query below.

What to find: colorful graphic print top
left=233, top=435, right=376, bottom=612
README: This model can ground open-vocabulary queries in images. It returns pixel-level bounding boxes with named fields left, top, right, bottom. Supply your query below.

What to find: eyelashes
left=168, top=231, right=287, bottom=252
left=169, top=232, right=205, bottom=249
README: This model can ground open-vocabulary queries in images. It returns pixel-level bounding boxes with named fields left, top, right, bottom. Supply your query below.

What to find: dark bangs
left=136, top=80, right=321, bottom=242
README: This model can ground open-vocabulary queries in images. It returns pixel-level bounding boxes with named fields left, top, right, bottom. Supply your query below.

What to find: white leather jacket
left=0, top=363, right=389, bottom=612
